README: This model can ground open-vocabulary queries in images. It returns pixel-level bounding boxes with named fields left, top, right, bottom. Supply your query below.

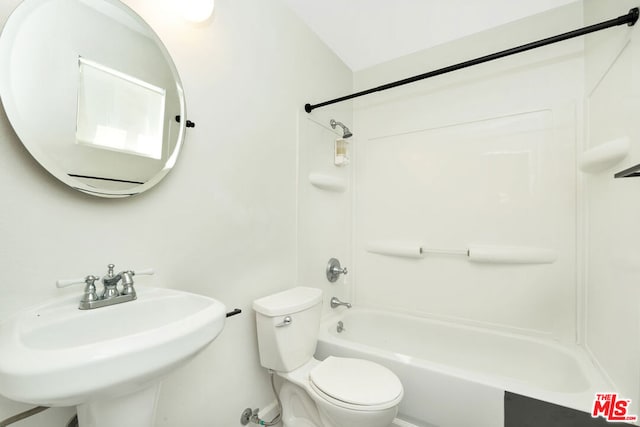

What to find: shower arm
left=304, top=7, right=639, bottom=113
left=330, top=119, right=353, bottom=138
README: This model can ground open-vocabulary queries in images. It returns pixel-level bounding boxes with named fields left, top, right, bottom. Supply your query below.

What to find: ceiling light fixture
left=183, top=0, right=215, bottom=23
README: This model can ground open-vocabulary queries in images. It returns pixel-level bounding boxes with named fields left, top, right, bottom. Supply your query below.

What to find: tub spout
left=330, top=297, right=352, bottom=309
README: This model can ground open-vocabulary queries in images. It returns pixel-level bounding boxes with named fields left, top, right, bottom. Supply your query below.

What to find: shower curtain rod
left=304, top=7, right=639, bottom=113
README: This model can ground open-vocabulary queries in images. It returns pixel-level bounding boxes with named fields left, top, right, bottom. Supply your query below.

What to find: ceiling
left=283, top=0, right=578, bottom=71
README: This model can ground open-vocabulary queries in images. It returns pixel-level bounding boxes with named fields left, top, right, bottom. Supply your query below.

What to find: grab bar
left=366, top=241, right=557, bottom=264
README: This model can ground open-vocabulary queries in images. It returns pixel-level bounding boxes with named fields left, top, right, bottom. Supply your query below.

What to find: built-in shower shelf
left=614, top=163, right=640, bottom=178
left=308, top=173, right=346, bottom=192
left=579, top=137, right=629, bottom=174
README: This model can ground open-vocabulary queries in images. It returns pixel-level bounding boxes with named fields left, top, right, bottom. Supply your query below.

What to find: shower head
left=330, top=119, right=353, bottom=139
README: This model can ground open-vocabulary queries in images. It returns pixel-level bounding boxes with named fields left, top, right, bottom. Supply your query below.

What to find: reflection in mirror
left=76, top=57, right=166, bottom=160
left=0, top=0, right=186, bottom=197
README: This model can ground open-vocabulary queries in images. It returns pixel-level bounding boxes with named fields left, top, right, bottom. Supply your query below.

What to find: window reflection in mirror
left=76, top=57, right=166, bottom=161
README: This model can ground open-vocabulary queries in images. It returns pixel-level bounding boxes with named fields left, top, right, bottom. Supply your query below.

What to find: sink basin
left=0, top=286, right=226, bottom=426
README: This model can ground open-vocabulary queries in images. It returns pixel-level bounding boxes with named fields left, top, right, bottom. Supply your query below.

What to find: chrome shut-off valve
left=326, top=258, right=348, bottom=283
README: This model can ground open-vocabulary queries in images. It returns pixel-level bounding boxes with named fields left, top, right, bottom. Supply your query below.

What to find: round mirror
left=0, top=0, right=186, bottom=197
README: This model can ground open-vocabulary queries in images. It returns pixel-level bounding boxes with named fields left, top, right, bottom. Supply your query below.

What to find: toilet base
left=278, top=375, right=398, bottom=427
left=280, top=381, right=322, bottom=427
left=314, top=389, right=398, bottom=427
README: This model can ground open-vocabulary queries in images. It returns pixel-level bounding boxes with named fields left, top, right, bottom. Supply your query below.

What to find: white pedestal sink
left=0, top=287, right=226, bottom=427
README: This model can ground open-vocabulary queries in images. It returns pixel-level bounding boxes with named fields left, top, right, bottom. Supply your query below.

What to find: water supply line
left=249, top=370, right=282, bottom=426
left=0, top=406, right=49, bottom=427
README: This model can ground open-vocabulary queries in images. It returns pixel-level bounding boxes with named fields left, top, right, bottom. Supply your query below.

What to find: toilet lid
left=309, top=356, right=403, bottom=407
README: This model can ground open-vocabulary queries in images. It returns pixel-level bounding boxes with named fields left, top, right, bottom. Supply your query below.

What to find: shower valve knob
left=326, top=258, right=348, bottom=283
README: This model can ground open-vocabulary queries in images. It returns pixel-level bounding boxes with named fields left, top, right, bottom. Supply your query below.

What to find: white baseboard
left=392, top=417, right=421, bottom=427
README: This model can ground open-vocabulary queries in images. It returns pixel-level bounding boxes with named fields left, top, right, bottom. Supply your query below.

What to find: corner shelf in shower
left=579, top=137, right=630, bottom=174
left=308, top=173, right=347, bottom=192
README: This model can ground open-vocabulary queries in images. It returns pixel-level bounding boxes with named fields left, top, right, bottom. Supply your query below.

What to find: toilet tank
left=253, top=287, right=323, bottom=372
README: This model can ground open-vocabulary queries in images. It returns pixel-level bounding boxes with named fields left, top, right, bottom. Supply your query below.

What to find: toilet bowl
left=280, top=357, right=402, bottom=427
left=253, top=287, right=403, bottom=427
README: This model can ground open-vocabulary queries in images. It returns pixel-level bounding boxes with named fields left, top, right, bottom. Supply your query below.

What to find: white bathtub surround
left=584, top=0, right=640, bottom=419
left=352, top=2, right=583, bottom=344
left=317, top=309, right=610, bottom=427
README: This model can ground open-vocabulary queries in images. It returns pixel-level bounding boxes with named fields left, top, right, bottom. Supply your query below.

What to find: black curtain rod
left=304, top=7, right=639, bottom=113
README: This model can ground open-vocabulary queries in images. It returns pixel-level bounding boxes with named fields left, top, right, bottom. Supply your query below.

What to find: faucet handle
left=119, top=268, right=154, bottom=297
left=120, top=271, right=135, bottom=296
left=326, top=258, right=348, bottom=283
left=121, top=268, right=154, bottom=282
left=133, top=268, right=154, bottom=276
left=80, top=275, right=99, bottom=303
left=56, top=275, right=100, bottom=288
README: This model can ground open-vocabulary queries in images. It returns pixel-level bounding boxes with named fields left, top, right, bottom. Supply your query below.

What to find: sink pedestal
left=76, top=383, right=161, bottom=427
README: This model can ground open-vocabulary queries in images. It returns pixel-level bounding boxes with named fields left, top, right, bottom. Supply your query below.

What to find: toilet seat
left=309, top=356, right=403, bottom=411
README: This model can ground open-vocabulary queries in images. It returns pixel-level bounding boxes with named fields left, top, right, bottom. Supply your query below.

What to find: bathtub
left=315, top=308, right=610, bottom=427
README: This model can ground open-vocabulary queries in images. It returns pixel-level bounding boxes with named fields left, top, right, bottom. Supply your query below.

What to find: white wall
left=352, top=3, right=584, bottom=343
left=0, top=0, right=351, bottom=425
left=583, top=0, right=640, bottom=414
left=283, top=0, right=579, bottom=71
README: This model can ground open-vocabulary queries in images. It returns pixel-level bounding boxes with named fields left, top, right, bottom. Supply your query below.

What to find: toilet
left=253, top=287, right=403, bottom=427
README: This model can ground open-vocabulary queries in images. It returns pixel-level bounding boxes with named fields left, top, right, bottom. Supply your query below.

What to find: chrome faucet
left=102, top=264, right=121, bottom=299
left=330, top=296, right=352, bottom=309
left=57, top=264, right=153, bottom=310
